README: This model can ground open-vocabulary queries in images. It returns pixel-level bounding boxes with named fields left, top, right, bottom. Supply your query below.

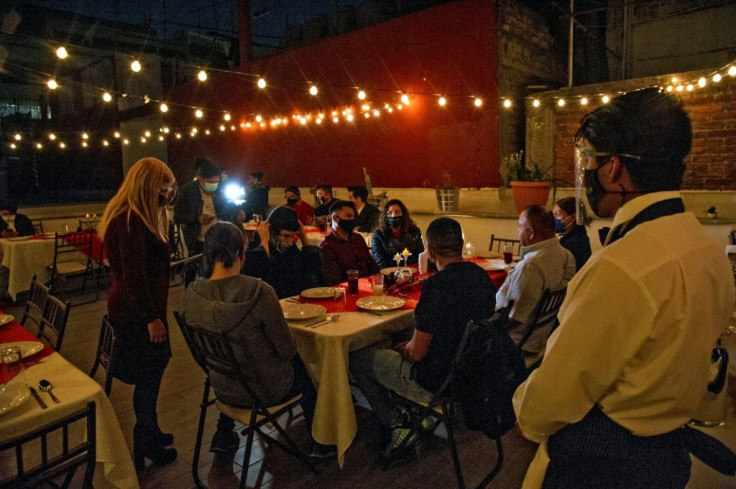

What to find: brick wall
left=537, top=71, right=736, bottom=190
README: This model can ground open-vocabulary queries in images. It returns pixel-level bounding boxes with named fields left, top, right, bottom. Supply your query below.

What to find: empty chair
left=88, top=315, right=117, bottom=396
left=173, top=311, right=316, bottom=489
left=30, top=219, right=44, bottom=235
left=20, top=275, right=50, bottom=330
left=49, top=229, right=97, bottom=303
left=36, top=293, right=71, bottom=352
left=517, top=287, right=567, bottom=370
left=488, top=234, right=521, bottom=255
left=0, top=401, right=96, bottom=489
left=78, top=218, right=100, bottom=231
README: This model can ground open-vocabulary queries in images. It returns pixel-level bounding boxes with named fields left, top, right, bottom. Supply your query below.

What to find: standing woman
left=553, top=196, right=592, bottom=271
left=371, top=199, right=424, bottom=269
left=97, top=157, right=177, bottom=469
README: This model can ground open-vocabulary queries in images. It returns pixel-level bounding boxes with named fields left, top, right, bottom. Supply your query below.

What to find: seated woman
left=371, top=199, right=424, bottom=269
left=243, top=206, right=322, bottom=298
left=179, top=222, right=333, bottom=458
left=553, top=197, right=592, bottom=271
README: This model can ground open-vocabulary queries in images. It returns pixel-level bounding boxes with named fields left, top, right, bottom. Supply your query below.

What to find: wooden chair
left=93, top=242, right=111, bottom=294
left=30, top=219, right=44, bottom=235
left=78, top=218, right=99, bottom=231
left=49, top=230, right=97, bottom=303
left=173, top=311, right=317, bottom=489
left=169, top=253, right=202, bottom=288
left=88, top=315, right=117, bottom=396
left=488, top=234, right=521, bottom=255
left=19, top=275, right=50, bottom=331
left=0, top=402, right=96, bottom=489
left=517, top=287, right=567, bottom=370
left=36, top=293, right=72, bottom=352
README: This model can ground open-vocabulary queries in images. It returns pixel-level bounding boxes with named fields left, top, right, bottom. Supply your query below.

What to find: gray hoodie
left=180, top=274, right=296, bottom=407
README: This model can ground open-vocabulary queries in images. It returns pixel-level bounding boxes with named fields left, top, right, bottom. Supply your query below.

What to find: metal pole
left=568, top=0, right=574, bottom=87
left=621, top=0, right=628, bottom=79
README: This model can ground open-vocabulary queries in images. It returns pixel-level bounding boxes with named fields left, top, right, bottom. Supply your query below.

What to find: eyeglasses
left=578, top=149, right=641, bottom=160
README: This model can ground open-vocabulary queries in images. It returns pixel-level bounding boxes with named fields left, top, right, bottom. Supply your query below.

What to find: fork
left=308, top=314, right=340, bottom=328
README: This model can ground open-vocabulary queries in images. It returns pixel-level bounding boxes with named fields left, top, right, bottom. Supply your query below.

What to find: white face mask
left=1, top=215, right=15, bottom=222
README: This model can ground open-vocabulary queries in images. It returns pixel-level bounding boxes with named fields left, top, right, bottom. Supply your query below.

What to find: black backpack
left=449, top=308, right=528, bottom=438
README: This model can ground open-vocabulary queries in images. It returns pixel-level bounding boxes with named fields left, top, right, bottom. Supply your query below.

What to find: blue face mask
left=554, top=218, right=565, bottom=233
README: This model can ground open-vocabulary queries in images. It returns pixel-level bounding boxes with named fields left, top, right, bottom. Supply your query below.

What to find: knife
left=29, top=387, right=47, bottom=409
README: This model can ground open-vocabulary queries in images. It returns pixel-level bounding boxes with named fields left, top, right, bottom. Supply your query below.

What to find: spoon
left=308, top=314, right=340, bottom=328
left=38, top=379, right=60, bottom=403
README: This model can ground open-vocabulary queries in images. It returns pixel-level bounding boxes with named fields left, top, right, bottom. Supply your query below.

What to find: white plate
left=380, top=267, right=401, bottom=275
left=1, top=341, right=44, bottom=358
left=300, top=287, right=336, bottom=299
left=0, top=384, right=30, bottom=416
left=282, top=304, right=327, bottom=321
left=356, top=296, right=405, bottom=311
left=0, top=315, right=14, bottom=326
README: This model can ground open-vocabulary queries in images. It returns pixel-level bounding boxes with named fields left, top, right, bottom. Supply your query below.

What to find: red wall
left=167, top=0, right=499, bottom=189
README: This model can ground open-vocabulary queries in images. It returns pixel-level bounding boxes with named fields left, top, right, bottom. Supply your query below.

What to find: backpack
left=449, top=307, right=528, bottom=438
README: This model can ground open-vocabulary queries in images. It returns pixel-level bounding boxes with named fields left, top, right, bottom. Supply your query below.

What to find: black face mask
left=338, top=218, right=356, bottom=234
left=286, top=197, right=299, bottom=206
left=319, top=196, right=327, bottom=205
left=584, top=161, right=638, bottom=217
left=386, top=216, right=404, bottom=228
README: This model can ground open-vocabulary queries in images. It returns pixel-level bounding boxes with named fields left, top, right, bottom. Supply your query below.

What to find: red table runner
left=0, top=313, right=54, bottom=380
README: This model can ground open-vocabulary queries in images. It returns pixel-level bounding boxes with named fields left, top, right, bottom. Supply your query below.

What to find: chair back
left=37, top=294, right=72, bottom=351
left=169, top=253, right=202, bottom=288
left=30, top=219, right=44, bottom=235
left=20, top=275, right=50, bottom=329
left=517, top=287, right=567, bottom=350
left=90, top=315, right=117, bottom=395
left=51, top=230, right=94, bottom=273
left=0, top=401, right=96, bottom=489
left=488, top=234, right=521, bottom=255
left=172, top=311, right=208, bottom=373
left=169, top=222, right=185, bottom=260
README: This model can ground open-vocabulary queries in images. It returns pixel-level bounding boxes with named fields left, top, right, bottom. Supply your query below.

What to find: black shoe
left=154, top=429, right=174, bottom=447
left=210, top=429, right=240, bottom=454
left=133, top=425, right=177, bottom=470
left=308, top=443, right=337, bottom=459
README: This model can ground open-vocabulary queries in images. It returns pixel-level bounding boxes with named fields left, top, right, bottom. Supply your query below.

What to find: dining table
left=282, top=258, right=509, bottom=467
left=0, top=316, right=139, bottom=489
left=0, top=235, right=57, bottom=301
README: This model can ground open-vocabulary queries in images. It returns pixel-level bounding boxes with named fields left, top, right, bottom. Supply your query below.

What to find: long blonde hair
left=98, top=157, right=175, bottom=242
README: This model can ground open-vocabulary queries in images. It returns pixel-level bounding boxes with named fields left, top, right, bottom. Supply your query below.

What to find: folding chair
left=387, top=311, right=526, bottom=489
left=173, top=312, right=317, bottom=489
left=78, top=218, right=99, bottom=231
left=19, top=275, right=50, bottom=331
left=30, top=219, right=44, bottom=235
left=169, top=221, right=186, bottom=260
left=48, top=229, right=97, bottom=303
left=488, top=234, right=521, bottom=255
left=36, top=293, right=72, bottom=352
left=517, top=287, right=567, bottom=370
left=0, top=402, right=96, bottom=489
left=93, top=242, right=111, bottom=294
left=169, top=253, right=202, bottom=288
left=88, top=315, right=117, bottom=396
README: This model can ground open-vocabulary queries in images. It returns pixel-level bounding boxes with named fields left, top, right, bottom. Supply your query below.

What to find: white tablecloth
left=0, top=352, right=139, bottom=489
left=0, top=238, right=56, bottom=300
left=284, top=301, right=415, bottom=466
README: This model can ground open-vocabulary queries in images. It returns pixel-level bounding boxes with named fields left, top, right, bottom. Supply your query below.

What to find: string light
left=357, top=90, right=366, bottom=100
left=438, top=96, right=447, bottom=107
left=257, top=78, right=267, bottom=89
left=532, top=99, right=540, bottom=108
left=102, top=92, right=112, bottom=102
left=502, top=99, right=511, bottom=108
left=474, top=97, right=483, bottom=107
left=309, top=85, right=318, bottom=96
left=197, top=70, right=207, bottom=82
left=400, top=93, right=410, bottom=105
left=130, top=60, right=141, bottom=72
left=47, top=79, right=58, bottom=90
left=56, top=47, right=68, bottom=59
left=160, top=103, right=168, bottom=113
left=195, top=109, right=203, bottom=118
left=713, top=73, right=722, bottom=83
left=580, top=97, right=588, bottom=105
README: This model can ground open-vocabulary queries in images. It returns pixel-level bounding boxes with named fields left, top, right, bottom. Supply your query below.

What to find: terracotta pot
left=509, top=181, right=551, bottom=213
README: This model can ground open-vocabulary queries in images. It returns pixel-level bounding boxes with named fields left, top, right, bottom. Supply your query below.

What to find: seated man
left=347, top=185, right=380, bottom=233
left=495, top=204, right=576, bottom=353
left=244, top=206, right=322, bottom=298
left=284, top=186, right=315, bottom=226
left=320, top=200, right=379, bottom=285
left=179, top=222, right=334, bottom=458
left=241, top=171, right=269, bottom=220
left=314, top=184, right=335, bottom=217
left=0, top=201, right=35, bottom=304
left=350, top=218, right=496, bottom=465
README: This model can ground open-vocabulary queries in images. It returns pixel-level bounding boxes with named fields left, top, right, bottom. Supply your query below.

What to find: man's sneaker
left=209, top=429, right=240, bottom=454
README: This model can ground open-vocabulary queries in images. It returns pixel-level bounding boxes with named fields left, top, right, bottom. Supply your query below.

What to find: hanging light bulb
left=676, top=85, right=684, bottom=92
left=698, top=77, right=707, bottom=87
left=102, top=140, right=109, bottom=146
left=557, top=98, right=566, bottom=107
left=56, top=46, right=68, bottom=59
left=195, top=109, right=204, bottom=118
left=400, top=93, right=410, bottom=105
left=59, top=142, right=66, bottom=149
left=309, top=85, right=318, bottom=96
left=223, top=113, right=231, bottom=121
left=357, top=90, right=366, bottom=100
left=48, top=133, right=56, bottom=140
left=502, top=99, right=512, bottom=108
left=438, top=96, right=447, bottom=107
left=102, top=92, right=112, bottom=102
left=36, top=143, right=43, bottom=149
left=729, top=66, right=736, bottom=77
left=47, top=79, right=58, bottom=90
left=130, top=60, right=142, bottom=72
left=82, top=141, right=88, bottom=148
left=474, top=97, right=483, bottom=107
left=532, top=99, right=540, bottom=108
left=82, top=133, right=89, bottom=140
left=197, top=70, right=207, bottom=81
left=686, top=84, right=694, bottom=91
left=114, top=131, right=121, bottom=138
left=255, top=115, right=263, bottom=123
left=10, top=143, right=16, bottom=149
left=160, top=103, right=168, bottom=113
left=123, top=138, right=129, bottom=145
left=602, top=95, right=610, bottom=103
left=144, top=130, right=151, bottom=138
left=713, top=73, right=722, bottom=83
left=580, top=97, right=588, bottom=105
left=257, top=78, right=267, bottom=89
left=14, top=134, right=21, bottom=141
left=346, top=113, right=354, bottom=122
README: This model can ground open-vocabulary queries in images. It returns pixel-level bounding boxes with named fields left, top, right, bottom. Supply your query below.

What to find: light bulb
left=257, top=78, right=267, bottom=89
left=729, top=66, right=736, bottom=77
left=131, top=60, right=141, bottom=72
left=557, top=99, right=565, bottom=107
left=59, top=142, right=66, bottom=149
left=144, top=130, right=151, bottom=138
left=255, top=115, right=263, bottom=123
left=82, top=133, right=89, bottom=139
left=438, top=96, right=447, bottom=107
left=114, top=131, right=121, bottom=138
left=502, top=99, right=511, bottom=108
left=36, top=143, right=43, bottom=149
left=197, top=70, right=207, bottom=81
left=160, top=103, right=168, bottom=113
left=10, top=143, right=16, bottom=149
left=309, top=85, right=318, bottom=96
left=82, top=141, right=88, bottom=148
left=102, top=92, right=112, bottom=102
left=47, top=79, right=58, bottom=90
left=123, top=139, right=129, bottom=145
left=48, top=133, right=56, bottom=140
left=14, top=134, right=21, bottom=141
left=474, top=97, right=483, bottom=107
left=400, top=93, right=410, bottom=105
left=358, top=90, right=366, bottom=100
left=195, top=109, right=203, bottom=118
left=698, top=77, right=707, bottom=87
left=102, top=140, right=109, bottom=146
left=580, top=97, right=588, bottom=105
left=346, top=114, right=354, bottom=122
left=602, top=95, right=610, bottom=103
left=56, top=47, right=68, bottom=59
left=223, top=113, right=231, bottom=121
left=532, top=99, right=540, bottom=108
left=713, top=74, right=722, bottom=83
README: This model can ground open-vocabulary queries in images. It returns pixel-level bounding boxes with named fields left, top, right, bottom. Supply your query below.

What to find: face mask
left=554, top=218, right=565, bottom=233
left=319, top=196, right=326, bottom=205
left=338, top=218, right=356, bottom=234
left=386, top=216, right=404, bottom=228
left=286, top=197, right=299, bottom=206
left=584, top=164, right=609, bottom=217
left=203, top=182, right=218, bottom=194
left=1, top=215, right=14, bottom=222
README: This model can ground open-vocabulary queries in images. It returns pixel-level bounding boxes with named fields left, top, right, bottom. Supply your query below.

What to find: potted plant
left=706, top=206, right=718, bottom=219
left=436, top=171, right=460, bottom=211
left=364, top=167, right=389, bottom=210
left=505, top=150, right=553, bottom=213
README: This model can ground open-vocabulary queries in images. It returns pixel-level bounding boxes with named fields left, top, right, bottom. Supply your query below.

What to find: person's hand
left=393, top=340, right=409, bottom=353
left=198, top=214, right=214, bottom=225
left=418, top=250, right=430, bottom=275
left=256, top=221, right=271, bottom=243
left=147, top=318, right=167, bottom=343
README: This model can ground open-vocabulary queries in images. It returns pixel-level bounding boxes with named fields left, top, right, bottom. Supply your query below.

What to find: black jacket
left=0, top=213, right=35, bottom=236
left=355, top=203, right=380, bottom=233
left=174, top=180, right=236, bottom=254
left=371, top=225, right=424, bottom=269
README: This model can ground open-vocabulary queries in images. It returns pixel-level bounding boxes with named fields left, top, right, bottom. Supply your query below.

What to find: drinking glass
left=347, top=270, right=359, bottom=295
left=503, top=245, right=514, bottom=265
left=1, top=346, right=26, bottom=387
left=253, top=214, right=262, bottom=224
left=333, top=287, right=347, bottom=312
left=463, top=241, right=476, bottom=259
left=371, top=274, right=384, bottom=296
